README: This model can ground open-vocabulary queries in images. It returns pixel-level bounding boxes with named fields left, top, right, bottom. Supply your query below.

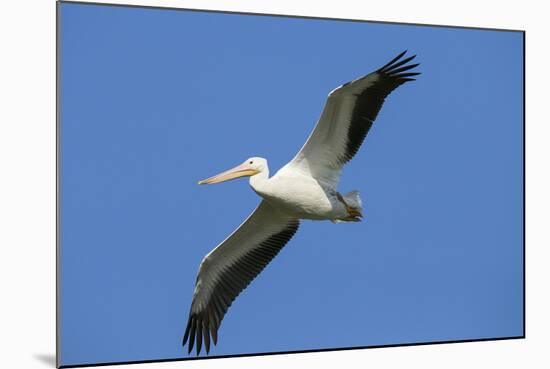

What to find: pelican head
left=198, top=157, right=267, bottom=185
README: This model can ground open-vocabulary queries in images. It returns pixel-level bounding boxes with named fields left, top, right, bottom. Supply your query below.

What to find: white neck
left=249, top=166, right=270, bottom=194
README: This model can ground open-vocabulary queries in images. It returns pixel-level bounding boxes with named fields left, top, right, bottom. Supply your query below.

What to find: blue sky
left=59, top=3, right=524, bottom=366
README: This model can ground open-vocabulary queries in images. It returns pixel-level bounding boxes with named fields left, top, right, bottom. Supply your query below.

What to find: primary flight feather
left=182, top=51, right=420, bottom=355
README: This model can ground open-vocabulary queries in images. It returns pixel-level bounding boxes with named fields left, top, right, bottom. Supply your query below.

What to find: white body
left=250, top=165, right=350, bottom=221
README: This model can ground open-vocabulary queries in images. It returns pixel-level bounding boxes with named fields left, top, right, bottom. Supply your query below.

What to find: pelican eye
left=249, top=161, right=253, bottom=164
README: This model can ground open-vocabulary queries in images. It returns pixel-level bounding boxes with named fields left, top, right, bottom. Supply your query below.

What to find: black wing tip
left=378, top=50, right=406, bottom=72
left=196, top=327, right=202, bottom=355
left=211, top=326, right=218, bottom=346
left=379, top=51, right=420, bottom=78
left=182, top=314, right=198, bottom=354
left=182, top=318, right=191, bottom=347
left=183, top=313, right=218, bottom=356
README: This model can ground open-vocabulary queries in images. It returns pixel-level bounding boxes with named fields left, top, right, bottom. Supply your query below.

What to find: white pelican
left=182, top=51, right=420, bottom=354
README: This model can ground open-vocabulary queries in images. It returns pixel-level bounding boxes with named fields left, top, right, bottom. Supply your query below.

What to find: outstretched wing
left=282, top=51, right=420, bottom=187
left=182, top=201, right=300, bottom=355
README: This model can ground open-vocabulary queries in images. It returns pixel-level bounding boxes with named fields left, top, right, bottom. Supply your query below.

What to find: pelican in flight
left=182, top=51, right=420, bottom=355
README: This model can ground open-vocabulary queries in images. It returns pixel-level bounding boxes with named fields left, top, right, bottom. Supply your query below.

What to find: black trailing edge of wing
left=182, top=220, right=300, bottom=355
left=341, top=50, right=420, bottom=164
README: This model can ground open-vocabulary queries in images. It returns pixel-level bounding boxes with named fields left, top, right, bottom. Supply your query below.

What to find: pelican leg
left=336, top=192, right=363, bottom=222
left=346, top=206, right=363, bottom=219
